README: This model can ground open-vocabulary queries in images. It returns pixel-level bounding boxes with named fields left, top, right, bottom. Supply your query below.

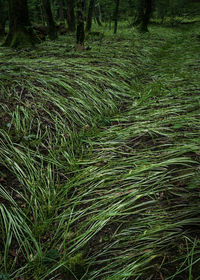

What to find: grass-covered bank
left=0, top=23, right=200, bottom=279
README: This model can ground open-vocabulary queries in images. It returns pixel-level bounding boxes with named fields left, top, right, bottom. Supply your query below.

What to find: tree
left=94, top=1, right=102, bottom=26
left=42, top=0, right=57, bottom=40
left=86, top=0, right=95, bottom=32
left=76, top=0, right=85, bottom=50
left=58, top=0, right=65, bottom=21
left=3, top=0, right=39, bottom=48
left=113, top=0, right=120, bottom=34
left=135, top=0, right=153, bottom=32
left=66, top=0, right=76, bottom=32
left=0, top=0, right=8, bottom=37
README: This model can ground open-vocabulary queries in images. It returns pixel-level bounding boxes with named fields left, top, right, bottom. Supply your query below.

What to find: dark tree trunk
left=76, top=0, right=85, bottom=51
left=66, top=0, right=75, bottom=32
left=113, top=0, right=120, bottom=34
left=141, top=0, right=153, bottom=31
left=94, top=2, right=102, bottom=26
left=42, top=0, right=57, bottom=40
left=0, top=17, right=6, bottom=37
left=86, top=0, right=95, bottom=32
left=58, top=0, right=64, bottom=21
left=134, top=0, right=144, bottom=26
left=136, top=0, right=153, bottom=32
left=0, top=0, right=8, bottom=37
left=95, top=16, right=102, bottom=26
left=3, top=0, right=39, bottom=48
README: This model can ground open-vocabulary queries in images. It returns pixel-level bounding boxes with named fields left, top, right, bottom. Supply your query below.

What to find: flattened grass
left=0, top=23, right=200, bottom=279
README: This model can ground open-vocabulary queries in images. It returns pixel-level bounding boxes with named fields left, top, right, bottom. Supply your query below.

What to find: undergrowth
left=0, top=23, right=200, bottom=280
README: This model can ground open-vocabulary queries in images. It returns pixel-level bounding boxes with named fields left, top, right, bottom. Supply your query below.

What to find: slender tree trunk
left=86, top=0, right=95, bottom=32
left=59, top=0, right=64, bottom=21
left=134, top=0, right=144, bottom=26
left=0, top=17, right=6, bottom=37
left=66, top=0, right=76, bottom=32
left=42, top=0, right=57, bottom=40
left=94, top=2, right=102, bottom=26
left=109, top=18, right=112, bottom=30
left=142, top=0, right=152, bottom=31
left=3, top=0, right=39, bottom=48
left=38, top=0, right=45, bottom=25
left=0, top=0, right=8, bottom=37
left=113, top=0, right=120, bottom=34
left=76, top=0, right=85, bottom=51
left=95, top=16, right=102, bottom=26
left=137, top=0, right=153, bottom=32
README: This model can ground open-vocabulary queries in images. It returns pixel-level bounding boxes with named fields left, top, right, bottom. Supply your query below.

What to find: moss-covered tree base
left=3, top=29, right=40, bottom=48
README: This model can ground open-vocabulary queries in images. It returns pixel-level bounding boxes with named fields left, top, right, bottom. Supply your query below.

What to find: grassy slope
left=0, top=23, right=200, bottom=280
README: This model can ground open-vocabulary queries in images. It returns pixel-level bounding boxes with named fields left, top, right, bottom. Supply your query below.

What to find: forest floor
left=0, top=23, right=200, bottom=280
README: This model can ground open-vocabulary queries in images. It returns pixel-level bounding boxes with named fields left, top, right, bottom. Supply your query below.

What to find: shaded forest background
left=0, top=0, right=200, bottom=48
